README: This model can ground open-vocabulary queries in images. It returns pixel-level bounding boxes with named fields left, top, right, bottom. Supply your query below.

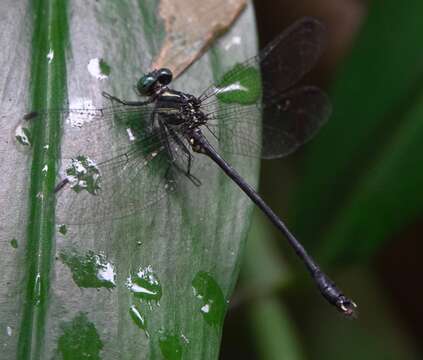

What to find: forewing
left=36, top=101, right=173, bottom=226
left=54, top=107, right=207, bottom=226
left=199, top=17, right=326, bottom=104
left=26, top=101, right=156, bottom=135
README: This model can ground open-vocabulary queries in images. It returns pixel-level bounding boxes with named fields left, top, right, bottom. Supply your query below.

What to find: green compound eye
left=136, top=68, right=173, bottom=95
left=137, top=74, right=156, bottom=95
left=157, top=68, right=172, bottom=85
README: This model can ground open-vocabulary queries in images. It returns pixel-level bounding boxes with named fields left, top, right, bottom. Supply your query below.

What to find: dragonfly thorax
left=156, top=90, right=207, bottom=128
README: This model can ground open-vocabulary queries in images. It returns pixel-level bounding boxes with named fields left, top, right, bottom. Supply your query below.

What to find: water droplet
left=192, top=271, right=226, bottom=327
left=33, top=273, right=41, bottom=306
left=224, top=35, right=242, bottom=51
left=180, top=333, right=189, bottom=344
left=56, top=313, right=103, bottom=359
left=63, top=156, right=101, bottom=195
left=47, top=48, right=54, bottom=63
left=98, top=59, right=111, bottom=76
left=126, top=265, right=162, bottom=302
left=159, top=332, right=183, bottom=360
left=58, top=224, right=67, bottom=235
left=60, top=250, right=116, bottom=289
left=10, top=239, right=18, bottom=249
left=87, top=58, right=111, bottom=80
left=216, top=64, right=261, bottom=105
left=15, top=124, right=32, bottom=146
left=129, top=304, right=149, bottom=336
left=126, top=128, right=136, bottom=141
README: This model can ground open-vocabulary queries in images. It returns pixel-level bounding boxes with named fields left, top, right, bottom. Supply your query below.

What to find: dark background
left=221, top=1, right=423, bottom=359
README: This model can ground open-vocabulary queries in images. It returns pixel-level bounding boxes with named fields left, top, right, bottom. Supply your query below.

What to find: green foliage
left=293, top=0, right=423, bottom=265
left=245, top=0, right=423, bottom=359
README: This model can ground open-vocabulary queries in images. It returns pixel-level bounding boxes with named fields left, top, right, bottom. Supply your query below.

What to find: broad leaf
left=0, top=1, right=258, bottom=359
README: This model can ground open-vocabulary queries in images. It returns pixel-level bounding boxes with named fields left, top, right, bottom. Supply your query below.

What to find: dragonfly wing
left=199, top=17, right=326, bottom=104
left=49, top=100, right=177, bottom=226
left=56, top=115, right=201, bottom=226
left=27, top=99, right=155, bottom=133
left=207, top=86, right=331, bottom=159
left=56, top=142, right=173, bottom=226
left=261, top=85, right=331, bottom=158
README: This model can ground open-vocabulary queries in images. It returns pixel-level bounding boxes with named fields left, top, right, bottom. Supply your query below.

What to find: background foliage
left=221, top=0, right=423, bottom=359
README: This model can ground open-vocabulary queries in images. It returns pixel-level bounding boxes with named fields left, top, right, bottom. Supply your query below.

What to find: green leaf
left=292, top=0, right=423, bottom=264
left=1, top=1, right=259, bottom=359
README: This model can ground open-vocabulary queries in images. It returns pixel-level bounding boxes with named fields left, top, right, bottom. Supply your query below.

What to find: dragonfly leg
left=158, top=120, right=201, bottom=186
left=150, top=108, right=158, bottom=131
left=102, top=91, right=153, bottom=106
left=54, top=178, right=69, bottom=193
left=158, top=119, right=175, bottom=161
left=157, top=131, right=182, bottom=185
left=168, top=127, right=201, bottom=186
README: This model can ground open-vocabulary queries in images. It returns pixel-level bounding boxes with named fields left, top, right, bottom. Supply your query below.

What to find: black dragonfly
left=44, top=17, right=356, bottom=316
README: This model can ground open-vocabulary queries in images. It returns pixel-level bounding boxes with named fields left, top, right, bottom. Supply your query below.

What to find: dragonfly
left=34, top=17, right=356, bottom=316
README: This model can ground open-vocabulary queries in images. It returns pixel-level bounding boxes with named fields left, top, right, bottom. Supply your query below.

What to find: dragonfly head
left=137, top=68, right=173, bottom=96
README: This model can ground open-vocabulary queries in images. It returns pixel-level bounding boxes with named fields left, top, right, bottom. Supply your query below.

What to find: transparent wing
left=28, top=102, right=155, bottom=132
left=56, top=143, right=174, bottom=226
left=207, top=86, right=331, bottom=158
left=28, top=100, right=191, bottom=226
left=199, top=17, right=326, bottom=104
left=197, top=17, right=329, bottom=159
left=55, top=130, right=200, bottom=226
